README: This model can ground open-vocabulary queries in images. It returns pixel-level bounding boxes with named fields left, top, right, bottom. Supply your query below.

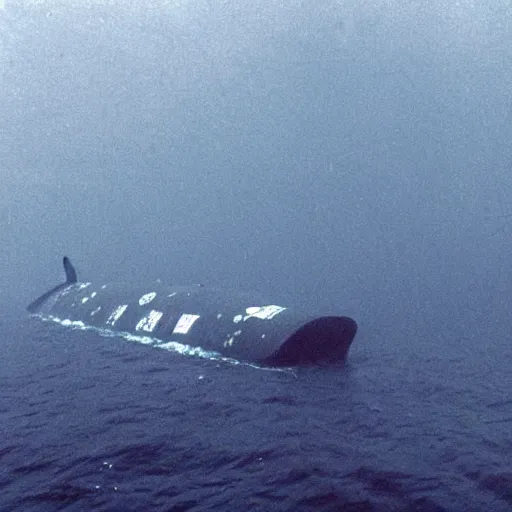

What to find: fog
left=1, top=0, right=511, bottom=348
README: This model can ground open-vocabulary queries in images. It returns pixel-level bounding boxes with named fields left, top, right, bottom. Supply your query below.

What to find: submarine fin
left=63, top=256, right=77, bottom=283
left=27, top=257, right=77, bottom=313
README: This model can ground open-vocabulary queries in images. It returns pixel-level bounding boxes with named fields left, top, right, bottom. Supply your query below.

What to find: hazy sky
left=1, top=1, right=511, bottom=347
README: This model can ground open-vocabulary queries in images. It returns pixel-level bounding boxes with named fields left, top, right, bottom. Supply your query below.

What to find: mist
left=1, top=0, right=511, bottom=351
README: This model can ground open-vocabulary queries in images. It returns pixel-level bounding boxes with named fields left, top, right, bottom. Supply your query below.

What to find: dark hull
left=28, top=259, right=357, bottom=366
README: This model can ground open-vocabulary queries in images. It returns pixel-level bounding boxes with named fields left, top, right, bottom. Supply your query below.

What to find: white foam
left=37, top=314, right=295, bottom=374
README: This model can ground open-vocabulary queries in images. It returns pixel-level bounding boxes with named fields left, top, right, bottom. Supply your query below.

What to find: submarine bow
left=28, top=257, right=357, bottom=366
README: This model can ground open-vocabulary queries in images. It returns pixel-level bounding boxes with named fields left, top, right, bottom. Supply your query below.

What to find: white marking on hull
left=136, top=310, right=163, bottom=332
left=173, top=314, right=200, bottom=334
left=139, top=292, right=156, bottom=306
left=107, top=305, right=128, bottom=326
left=223, top=329, right=243, bottom=348
left=244, top=305, right=287, bottom=321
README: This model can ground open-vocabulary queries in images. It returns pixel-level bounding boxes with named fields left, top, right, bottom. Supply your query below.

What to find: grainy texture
left=1, top=310, right=510, bottom=511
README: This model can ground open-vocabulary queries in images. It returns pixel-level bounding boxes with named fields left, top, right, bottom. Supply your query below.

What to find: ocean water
left=1, top=307, right=511, bottom=512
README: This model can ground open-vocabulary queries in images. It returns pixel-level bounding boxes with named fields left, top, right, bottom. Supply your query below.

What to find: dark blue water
left=2, top=306, right=510, bottom=512
left=2, top=1, right=511, bottom=509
